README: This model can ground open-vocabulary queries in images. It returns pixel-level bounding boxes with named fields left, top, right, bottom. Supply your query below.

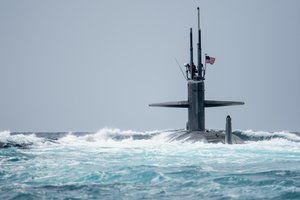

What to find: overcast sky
left=1, top=0, right=300, bottom=132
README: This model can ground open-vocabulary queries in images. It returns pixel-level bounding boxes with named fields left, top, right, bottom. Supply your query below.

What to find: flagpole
left=204, top=53, right=207, bottom=78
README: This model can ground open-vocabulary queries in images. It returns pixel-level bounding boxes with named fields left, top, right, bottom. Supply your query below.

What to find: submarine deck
left=168, top=130, right=244, bottom=144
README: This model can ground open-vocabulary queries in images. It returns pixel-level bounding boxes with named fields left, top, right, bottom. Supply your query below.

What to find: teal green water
left=1, top=129, right=300, bottom=199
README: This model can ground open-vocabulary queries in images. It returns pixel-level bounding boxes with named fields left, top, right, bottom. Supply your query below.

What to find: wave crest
left=1, top=128, right=300, bottom=149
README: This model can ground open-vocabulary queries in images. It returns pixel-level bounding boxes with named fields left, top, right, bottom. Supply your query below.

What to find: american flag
left=205, top=55, right=216, bottom=65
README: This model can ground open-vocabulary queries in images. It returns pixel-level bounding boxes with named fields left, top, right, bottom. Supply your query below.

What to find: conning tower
left=149, top=8, right=244, bottom=132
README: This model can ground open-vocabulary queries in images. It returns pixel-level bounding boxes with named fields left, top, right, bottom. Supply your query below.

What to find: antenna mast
left=190, top=28, right=194, bottom=79
left=197, top=7, right=203, bottom=79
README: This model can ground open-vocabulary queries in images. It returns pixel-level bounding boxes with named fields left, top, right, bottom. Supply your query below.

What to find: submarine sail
left=149, top=7, right=244, bottom=133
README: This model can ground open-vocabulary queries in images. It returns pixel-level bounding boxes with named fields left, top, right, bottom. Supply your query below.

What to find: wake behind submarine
left=149, top=8, right=245, bottom=144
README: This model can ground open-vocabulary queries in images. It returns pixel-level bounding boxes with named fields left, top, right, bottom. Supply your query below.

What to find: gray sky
left=1, top=0, right=300, bottom=132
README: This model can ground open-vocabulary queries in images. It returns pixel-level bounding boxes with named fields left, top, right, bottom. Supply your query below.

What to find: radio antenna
left=197, top=7, right=203, bottom=79
left=175, top=58, right=187, bottom=81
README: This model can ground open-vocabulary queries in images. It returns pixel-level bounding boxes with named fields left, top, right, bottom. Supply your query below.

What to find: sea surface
left=1, top=129, right=300, bottom=200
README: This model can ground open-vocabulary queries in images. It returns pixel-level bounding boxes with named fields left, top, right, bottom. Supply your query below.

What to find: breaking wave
left=1, top=128, right=300, bottom=149
left=234, top=129, right=300, bottom=142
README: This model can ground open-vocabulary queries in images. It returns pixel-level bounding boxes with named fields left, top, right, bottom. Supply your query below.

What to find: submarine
left=149, top=8, right=244, bottom=144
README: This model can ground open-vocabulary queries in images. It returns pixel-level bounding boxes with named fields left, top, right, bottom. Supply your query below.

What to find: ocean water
left=1, top=129, right=300, bottom=200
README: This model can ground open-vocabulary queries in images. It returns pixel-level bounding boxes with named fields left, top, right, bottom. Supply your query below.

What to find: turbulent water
left=1, top=129, right=300, bottom=200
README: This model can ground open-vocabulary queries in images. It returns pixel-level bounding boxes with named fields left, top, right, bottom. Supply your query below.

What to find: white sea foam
left=241, top=129, right=300, bottom=142
left=0, top=131, right=45, bottom=147
left=57, top=128, right=175, bottom=149
left=52, top=128, right=300, bottom=160
left=1, top=129, right=300, bottom=151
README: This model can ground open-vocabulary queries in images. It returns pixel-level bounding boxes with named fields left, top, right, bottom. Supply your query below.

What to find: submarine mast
left=197, top=7, right=203, bottom=80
